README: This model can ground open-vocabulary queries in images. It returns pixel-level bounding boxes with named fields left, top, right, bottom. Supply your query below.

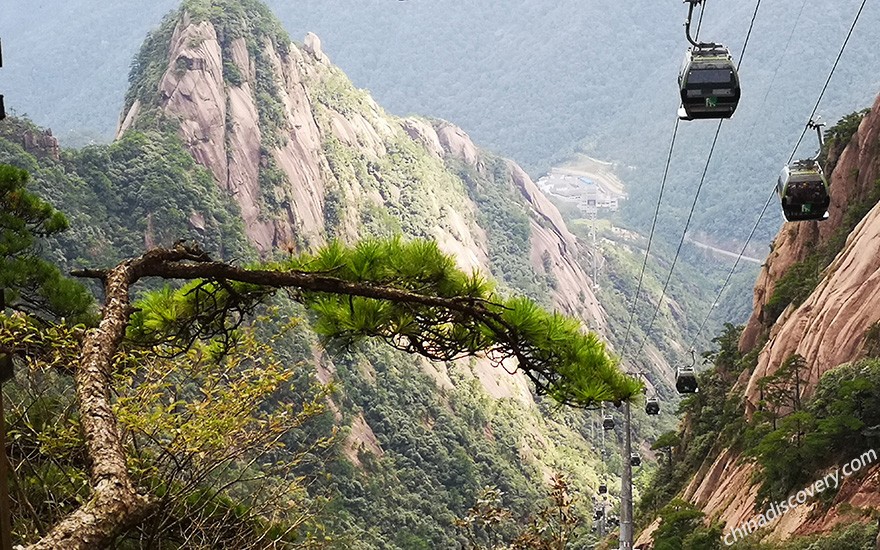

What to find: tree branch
left=28, top=246, right=213, bottom=549
left=32, top=242, right=630, bottom=548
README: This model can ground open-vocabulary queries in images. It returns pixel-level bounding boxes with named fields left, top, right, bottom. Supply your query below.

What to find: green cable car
left=678, top=46, right=740, bottom=120
left=778, top=120, right=831, bottom=222
left=777, top=160, right=830, bottom=222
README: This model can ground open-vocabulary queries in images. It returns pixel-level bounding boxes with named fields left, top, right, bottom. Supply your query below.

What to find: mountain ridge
left=637, top=93, right=880, bottom=547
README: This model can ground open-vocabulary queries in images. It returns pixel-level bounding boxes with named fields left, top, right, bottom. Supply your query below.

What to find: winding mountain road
left=686, top=238, right=764, bottom=265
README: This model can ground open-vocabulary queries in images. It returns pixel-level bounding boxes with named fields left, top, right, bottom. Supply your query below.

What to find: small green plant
left=863, top=322, right=880, bottom=358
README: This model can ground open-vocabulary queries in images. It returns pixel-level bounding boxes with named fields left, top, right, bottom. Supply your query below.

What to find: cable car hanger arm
left=684, top=0, right=719, bottom=49
left=808, top=117, right=825, bottom=160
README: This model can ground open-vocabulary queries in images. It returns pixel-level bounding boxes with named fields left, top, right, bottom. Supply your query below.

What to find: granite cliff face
left=740, top=96, right=880, bottom=355
left=116, top=2, right=614, bottom=480
left=740, top=96, right=880, bottom=410
left=118, top=9, right=604, bottom=331
left=638, top=95, right=880, bottom=546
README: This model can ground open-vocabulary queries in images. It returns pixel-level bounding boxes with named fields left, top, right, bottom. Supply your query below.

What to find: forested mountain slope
left=0, top=1, right=666, bottom=546
left=118, top=0, right=605, bottom=332
left=636, top=94, right=880, bottom=548
left=5, top=0, right=880, bottom=246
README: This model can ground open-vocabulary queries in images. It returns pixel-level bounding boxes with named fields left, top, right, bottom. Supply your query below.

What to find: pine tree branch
left=32, top=243, right=633, bottom=549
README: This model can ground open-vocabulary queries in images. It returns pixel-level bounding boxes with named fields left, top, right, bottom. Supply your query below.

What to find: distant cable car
left=676, top=366, right=699, bottom=394
left=645, top=397, right=660, bottom=416
left=677, top=0, right=740, bottom=121
left=599, top=483, right=607, bottom=494
left=608, top=516, right=620, bottom=527
left=678, top=46, right=740, bottom=120
left=631, top=453, right=642, bottom=467
left=594, top=507, right=605, bottom=519
left=778, top=120, right=830, bottom=222
left=603, top=414, right=615, bottom=431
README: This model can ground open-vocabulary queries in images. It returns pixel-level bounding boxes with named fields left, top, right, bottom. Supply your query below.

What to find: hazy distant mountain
left=3, top=0, right=879, bottom=243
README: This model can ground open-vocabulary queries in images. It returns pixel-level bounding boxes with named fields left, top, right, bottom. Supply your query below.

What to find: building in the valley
left=535, top=169, right=626, bottom=214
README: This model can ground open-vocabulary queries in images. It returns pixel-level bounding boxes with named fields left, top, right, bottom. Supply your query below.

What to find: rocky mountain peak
left=115, top=0, right=609, bottom=419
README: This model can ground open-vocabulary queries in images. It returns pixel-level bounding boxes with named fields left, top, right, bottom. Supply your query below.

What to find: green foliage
left=454, top=476, right=589, bottom=549
left=259, top=154, right=290, bottom=212
left=756, top=354, right=808, bottom=420
left=0, top=125, right=253, bottom=268
left=454, top=156, right=547, bottom=301
left=183, top=0, right=291, bottom=52
left=822, top=109, right=871, bottom=176
left=128, top=237, right=638, bottom=407
left=637, top=324, right=750, bottom=522
left=863, top=322, right=880, bottom=358
left=651, top=431, right=680, bottom=470
left=313, top=69, right=374, bottom=118
left=126, top=279, right=274, bottom=356
left=0, top=164, right=94, bottom=322
left=223, top=59, right=245, bottom=87
left=264, top=237, right=642, bottom=406
left=318, top=116, right=481, bottom=246
left=653, top=499, right=723, bottom=550
left=124, top=10, right=178, bottom=114
left=117, top=316, right=334, bottom=547
left=744, top=358, right=880, bottom=504
left=252, top=46, right=289, bottom=147
left=764, top=257, right=821, bottom=323
left=0, top=308, right=333, bottom=548
left=316, top=335, right=605, bottom=549
left=651, top=431, right=680, bottom=451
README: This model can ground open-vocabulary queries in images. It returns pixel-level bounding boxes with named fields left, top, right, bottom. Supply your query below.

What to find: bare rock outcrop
left=303, top=32, right=328, bottom=64
left=22, top=128, right=60, bottom=160
left=741, top=95, right=880, bottom=351
left=425, top=120, right=606, bottom=331
left=653, top=92, right=880, bottom=545
left=118, top=14, right=337, bottom=253
left=740, top=95, right=880, bottom=408
left=158, top=17, right=228, bottom=188
left=119, top=11, right=611, bottom=459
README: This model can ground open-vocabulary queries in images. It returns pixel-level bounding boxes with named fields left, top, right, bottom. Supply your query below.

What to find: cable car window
left=687, top=69, right=732, bottom=85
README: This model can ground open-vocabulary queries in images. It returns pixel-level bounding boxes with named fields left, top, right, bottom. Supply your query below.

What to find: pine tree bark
left=26, top=247, right=209, bottom=549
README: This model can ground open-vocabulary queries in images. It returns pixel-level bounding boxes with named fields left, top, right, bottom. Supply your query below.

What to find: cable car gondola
left=677, top=0, right=740, bottom=121
left=599, top=483, right=607, bottom=494
left=608, top=516, right=620, bottom=527
left=676, top=366, right=698, bottom=394
left=777, top=161, right=830, bottom=221
left=778, top=120, right=830, bottom=222
left=630, top=453, right=642, bottom=467
left=602, top=414, right=615, bottom=431
left=678, top=46, right=740, bottom=121
left=645, top=397, right=660, bottom=416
